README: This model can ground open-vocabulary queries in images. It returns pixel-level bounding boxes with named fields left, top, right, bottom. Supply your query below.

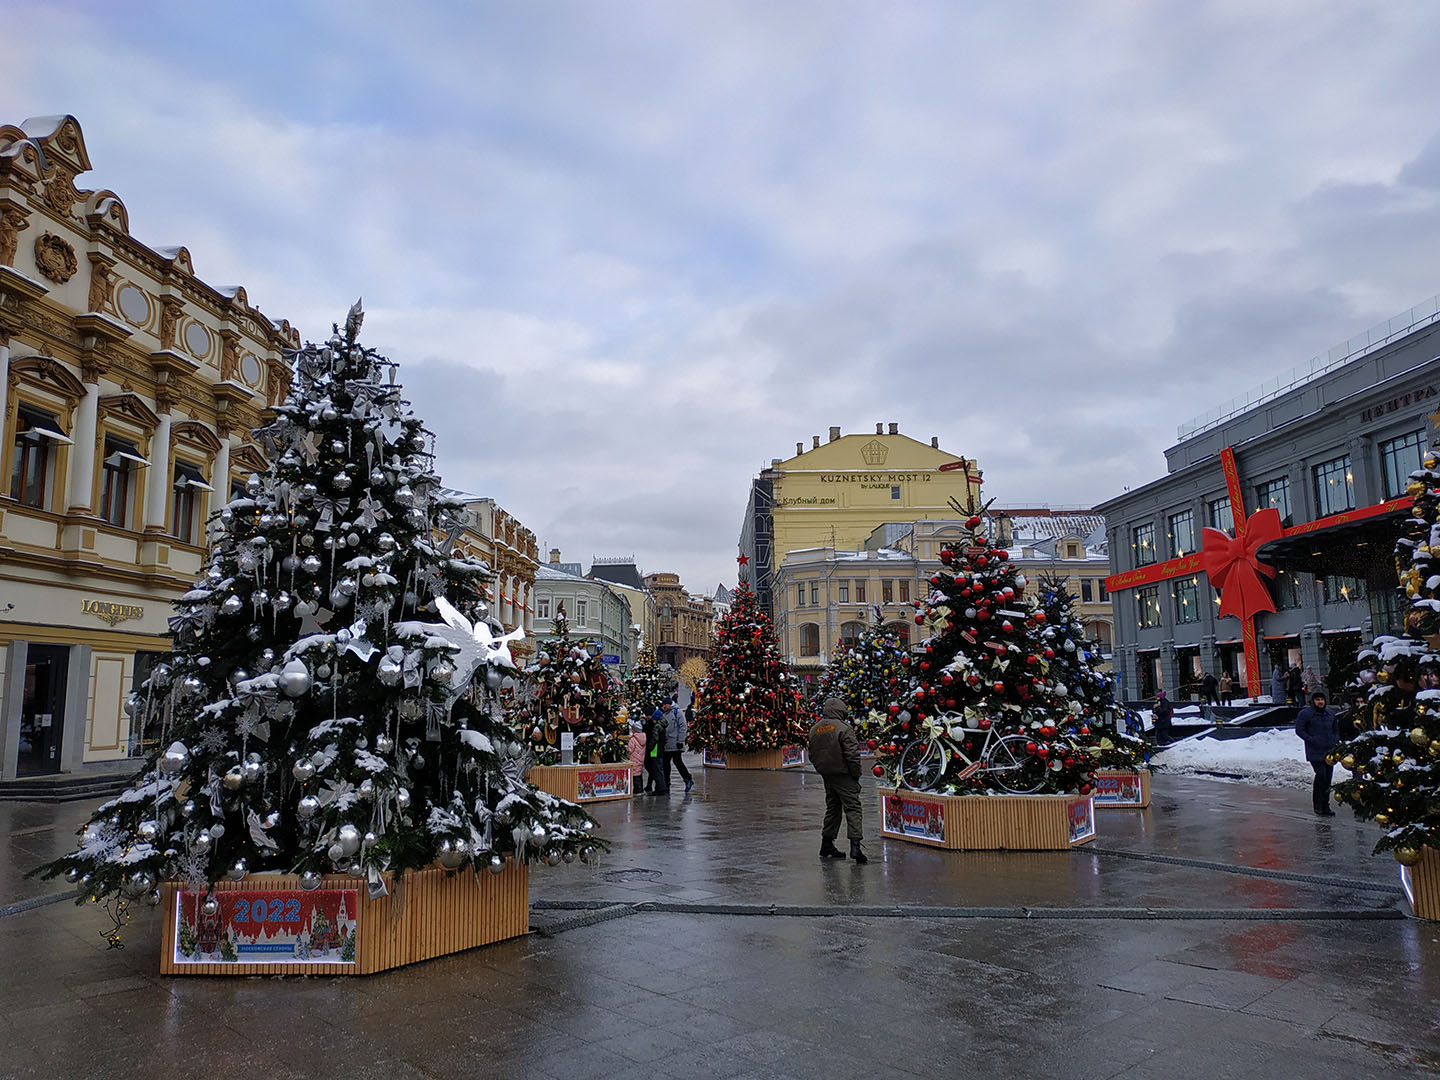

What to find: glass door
left=18, top=644, right=69, bottom=776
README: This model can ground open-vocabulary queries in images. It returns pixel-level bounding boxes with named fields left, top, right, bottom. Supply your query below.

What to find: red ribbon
left=1200, top=507, right=1282, bottom=621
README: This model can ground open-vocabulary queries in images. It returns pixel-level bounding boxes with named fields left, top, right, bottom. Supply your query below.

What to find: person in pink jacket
left=627, top=716, right=646, bottom=798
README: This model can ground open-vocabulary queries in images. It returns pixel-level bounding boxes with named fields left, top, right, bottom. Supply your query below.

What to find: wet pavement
left=2, top=759, right=1438, bottom=1078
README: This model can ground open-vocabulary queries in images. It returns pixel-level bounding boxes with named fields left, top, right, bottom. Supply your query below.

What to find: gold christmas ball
left=1395, top=845, right=1424, bottom=867
left=1425, top=456, right=1438, bottom=471
left=1430, top=740, right=1440, bottom=755
left=1377, top=670, right=1391, bottom=684
left=1341, top=755, right=1356, bottom=771
left=1334, top=790, right=1344, bottom=802
left=1412, top=727, right=1430, bottom=747
left=1393, top=752, right=1406, bottom=764
left=1375, top=813, right=1390, bottom=825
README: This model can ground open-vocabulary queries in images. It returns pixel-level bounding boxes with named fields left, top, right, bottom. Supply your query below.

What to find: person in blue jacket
left=1295, top=691, right=1339, bottom=817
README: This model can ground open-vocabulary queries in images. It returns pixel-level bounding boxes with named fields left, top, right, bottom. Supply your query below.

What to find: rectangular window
left=9, top=405, right=65, bottom=509
left=1136, top=585, right=1162, bottom=629
left=1322, top=575, right=1366, bottom=605
left=810, top=582, right=819, bottom=605
left=1080, top=579, right=1094, bottom=603
left=575, top=599, right=588, bottom=625
left=1255, top=477, right=1292, bottom=527
left=1380, top=430, right=1425, bottom=499
left=1168, top=510, right=1195, bottom=558
left=1208, top=496, right=1233, bottom=532
left=855, top=581, right=866, bottom=603
left=1132, top=523, right=1157, bottom=567
left=797, top=584, right=805, bottom=607
left=899, top=580, right=910, bottom=603
left=536, top=596, right=551, bottom=621
left=890, top=485, right=901, bottom=500
left=1173, top=578, right=1200, bottom=624
left=1313, top=455, right=1355, bottom=517
left=838, top=582, right=849, bottom=603
left=882, top=580, right=894, bottom=604
left=1098, top=579, right=1107, bottom=601
left=100, top=436, right=144, bottom=528
left=170, top=460, right=210, bottom=545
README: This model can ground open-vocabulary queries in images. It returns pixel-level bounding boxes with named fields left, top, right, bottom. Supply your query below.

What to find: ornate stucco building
left=444, top=490, right=539, bottom=656
left=643, top=571, right=713, bottom=671
left=738, top=423, right=981, bottom=620
left=0, top=115, right=296, bottom=781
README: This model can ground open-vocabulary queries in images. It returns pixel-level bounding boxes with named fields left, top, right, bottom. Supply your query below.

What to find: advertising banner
left=1067, top=797, right=1096, bottom=843
left=576, top=766, right=631, bottom=800
left=704, top=748, right=728, bottom=767
left=1092, top=771, right=1143, bottom=806
left=173, top=888, right=358, bottom=965
left=881, top=792, right=945, bottom=842
left=780, top=745, right=806, bottom=768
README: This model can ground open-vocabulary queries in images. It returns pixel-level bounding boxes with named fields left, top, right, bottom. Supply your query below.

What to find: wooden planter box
left=1092, top=768, right=1151, bottom=809
left=160, top=860, right=528, bottom=976
left=1400, top=845, right=1440, bottom=921
left=527, top=763, right=633, bottom=803
left=878, top=787, right=1096, bottom=850
left=702, top=746, right=806, bottom=770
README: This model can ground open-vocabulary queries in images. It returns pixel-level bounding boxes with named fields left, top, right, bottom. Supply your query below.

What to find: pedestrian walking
left=1286, top=665, right=1303, bottom=706
left=643, top=708, right=669, bottom=795
left=1295, top=691, right=1339, bottom=817
left=1152, top=691, right=1174, bottom=743
left=808, top=696, right=866, bottom=863
left=1270, top=665, right=1287, bottom=705
left=1218, top=671, right=1234, bottom=706
left=662, top=696, right=693, bottom=792
left=1201, top=671, right=1219, bottom=706
left=627, top=715, right=646, bottom=798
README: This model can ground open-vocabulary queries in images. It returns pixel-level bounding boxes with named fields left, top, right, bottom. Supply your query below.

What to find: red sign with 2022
left=173, top=888, right=358, bottom=965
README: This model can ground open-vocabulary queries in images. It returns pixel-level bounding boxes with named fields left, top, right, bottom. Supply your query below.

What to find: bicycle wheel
left=984, top=734, right=1045, bottom=794
left=897, top=740, right=946, bottom=792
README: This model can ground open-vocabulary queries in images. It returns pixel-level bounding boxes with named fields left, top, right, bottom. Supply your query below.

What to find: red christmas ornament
left=992, top=681, right=1005, bottom=693
left=978, top=717, right=992, bottom=729
left=1025, top=741, right=1037, bottom=755
left=888, top=704, right=901, bottom=716
left=873, top=764, right=885, bottom=777
left=1034, top=612, right=1047, bottom=623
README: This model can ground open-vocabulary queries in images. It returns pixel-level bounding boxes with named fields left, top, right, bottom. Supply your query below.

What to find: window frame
left=838, top=582, right=849, bottom=603
left=1312, top=454, right=1355, bottom=517
left=1132, top=523, right=1157, bottom=567
left=855, top=580, right=866, bottom=603
left=1168, top=510, right=1196, bottom=558
left=10, top=404, right=65, bottom=510
left=1136, top=585, right=1162, bottom=629
left=882, top=580, right=894, bottom=604
left=1173, top=577, right=1200, bottom=624
left=1208, top=495, right=1233, bottom=532
left=1254, top=477, right=1292, bottom=527
left=798, top=623, right=821, bottom=658
left=1380, top=430, right=1425, bottom=500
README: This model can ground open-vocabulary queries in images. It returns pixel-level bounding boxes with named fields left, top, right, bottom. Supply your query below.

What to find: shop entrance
left=18, top=644, right=68, bottom=776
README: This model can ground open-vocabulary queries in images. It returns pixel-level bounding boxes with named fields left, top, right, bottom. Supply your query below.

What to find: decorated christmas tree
left=513, top=605, right=626, bottom=765
left=1034, top=572, right=1146, bottom=771
left=1332, top=445, right=1440, bottom=867
left=691, top=577, right=806, bottom=752
left=872, top=513, right=1097, bottom=795
left=38, top=304, right=598, bottom=910
left=816, top=606, right=907, bottom=741
left=625, top=645, right=673, bottom=725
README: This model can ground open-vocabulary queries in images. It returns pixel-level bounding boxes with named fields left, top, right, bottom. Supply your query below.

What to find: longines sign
left=82, top=599, right=144, bottom=627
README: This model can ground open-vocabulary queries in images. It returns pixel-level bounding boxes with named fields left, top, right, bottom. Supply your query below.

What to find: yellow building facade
left=739, top=423, right=981, bottom=619
left=0, top=115, right=296, bottom=781
left=447, top=492, right=541, bottom=658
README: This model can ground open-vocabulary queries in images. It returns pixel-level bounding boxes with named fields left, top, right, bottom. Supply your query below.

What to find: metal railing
left=1177, top=294, right=1440, bottom=441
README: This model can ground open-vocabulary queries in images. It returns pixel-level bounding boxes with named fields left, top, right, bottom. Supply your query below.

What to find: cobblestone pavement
left=2, top=762, right=1438, bottom=1079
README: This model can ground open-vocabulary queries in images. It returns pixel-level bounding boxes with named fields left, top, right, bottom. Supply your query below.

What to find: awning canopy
left=1257, top=508, right=1408, bottom=577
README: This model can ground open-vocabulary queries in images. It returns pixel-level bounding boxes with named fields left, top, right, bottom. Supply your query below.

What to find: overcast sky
left=7, top=2, right=1440, bottom=593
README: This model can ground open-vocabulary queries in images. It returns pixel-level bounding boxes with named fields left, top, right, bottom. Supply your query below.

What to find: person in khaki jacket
left=808, top=696, right=866, bottom=863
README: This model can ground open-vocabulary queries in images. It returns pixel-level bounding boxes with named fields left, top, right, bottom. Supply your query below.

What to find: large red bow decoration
left=1200, top=507, right=1283, bottom=621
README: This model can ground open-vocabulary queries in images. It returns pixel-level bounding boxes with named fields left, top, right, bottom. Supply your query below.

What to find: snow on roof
left=535, top=563, right=586, bottom=581
left=1002, top=511, right=1107, bottom=542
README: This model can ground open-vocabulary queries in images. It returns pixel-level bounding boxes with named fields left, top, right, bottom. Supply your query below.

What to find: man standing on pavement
left=662, top=695, right=693, bottom=792
left=1201, top=671, right=1219, bottom=706
left=808, top=696, right=866, bottom=863
left=1295, top=690, right=1339, bottom=817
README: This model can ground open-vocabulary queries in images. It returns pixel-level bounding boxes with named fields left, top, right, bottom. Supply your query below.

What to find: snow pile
left=1153, top=728, right=1353, bottom=790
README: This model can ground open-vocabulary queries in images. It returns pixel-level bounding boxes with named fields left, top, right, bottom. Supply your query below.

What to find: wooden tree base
left=1092, top=768, right=1152, bottom=809
left=160, top=860, right=529, bottom=976
left=1401, top=845, right=1440, bottom=921
left=702, top=746, right=806, bottom=770
left=878, top=787, right=1096, bottom=850
left=527, top=763, right=633, bottom=802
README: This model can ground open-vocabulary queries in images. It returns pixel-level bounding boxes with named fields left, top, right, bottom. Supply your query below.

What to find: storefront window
left=1255, top=477, right=1292, bottom=527
left=1132, top=523, right=1157, bottom=567
left=1380, top=430, right=1425, bottom=499
left=1313, top=455, right=1355, bottom=517
left=1168, top=510, right=1196, bottom=558
left=1322, top=575, right=1366, bottom=604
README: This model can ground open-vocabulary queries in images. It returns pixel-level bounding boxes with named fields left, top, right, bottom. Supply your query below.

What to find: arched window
left=1089, top=620, right=1113, bottom=651
left=839, top=621, right=864, bottom=644
left=799, top=623, right=821, bottom=657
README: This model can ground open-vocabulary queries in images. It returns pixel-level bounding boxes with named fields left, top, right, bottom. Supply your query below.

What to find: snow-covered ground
left=1152, top=728, right=1352, bottom=790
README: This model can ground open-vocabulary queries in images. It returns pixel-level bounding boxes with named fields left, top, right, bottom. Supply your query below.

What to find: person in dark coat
left=1295, top=691, right=1339, bottom=817
left=643, top=708, right=669, bottom=795
left=808, top=696, right=865, bottom=863
left=1201, top=672, right=1219, bottom=706
left=1270, top=665, right=1287, bottom=704
left=1286, top=665, right=1303, bottom=706
left=1152, top=691, right=1174, bottom=743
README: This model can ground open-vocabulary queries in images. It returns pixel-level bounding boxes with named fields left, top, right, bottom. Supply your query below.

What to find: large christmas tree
left=872, top=516, right=1097, bottom=795
left=816, top=607, right=906, bottom=741
left=512, top=605, right=626, bottom=766
left=1034, top=572, right=1146, bottom=771
left=1332, top=444, right=1440, bottom=867
left=690, top=579, right=806, bottom=752
left=40, top=305, right=597, bottom=907
left=625, top=645, right=673, bottom=725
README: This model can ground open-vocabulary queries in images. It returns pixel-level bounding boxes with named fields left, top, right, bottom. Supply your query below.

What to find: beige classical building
left=445, top=490, right=540, bottom=657
left=643, top=571, right=713, bottom=670
left=0, top=115, right=297, bottom=781
left=586, top=558, right=656, bottom=653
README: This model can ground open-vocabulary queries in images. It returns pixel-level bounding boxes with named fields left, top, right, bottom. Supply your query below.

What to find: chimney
left=812, top=435, right=820, bottom=449
left=549, top=548, right=561, bottom=565
left=796, top=442, right=804, bottom=456
left=828, top=426, right=840, bottom=442
left=888, top=422, right=898, bottom=435
left=931, top=436, right=939, bottom=449
left=875, top=422, right=883, bottom=434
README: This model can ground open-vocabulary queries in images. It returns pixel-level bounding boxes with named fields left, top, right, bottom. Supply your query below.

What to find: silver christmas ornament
left=579, top=846, right=596, bottom=865
left=241, top=758, right=263, bottom=783
left=337, top=577, right=357, bottom=596
left=65, top=867, right=81, bottom=884
left=329, top=587, right=350, bottom=608
left=358, top=778, right=375, bottom=800
left=363, top=831, right=378, bottom=850
left=123, top=693, right=140, bottom=719
left=301, top=554, right=323, bottom=574
left=292, top=757, right=316, bottom=782
left=374, top=733, right=394, bottom=754
left=369, top=468, right=385, bottom=485
left=282, top=554, right=300, bottom=572
left=562, top=849, right=577, bottom=864
left=180, top=799, right=196, bottom=818
left=299, top=870, right=322, bottom=891
left=221, top=595, right=244, bottom=616
left=488, top=855, right=506, bottom=874
left=377, top=533, right=396, bottom=551
left=327, top=842, right=345, bottom=863
left=209, top=822, right=226, bottom=839
left=137, top=819, right=159, bottom=842
left=193, top=831, right=213, bottom=855
left=544, top=849, right=561, bottom=867
left=437, top=839, right=465, bottom=869
left=223, top=766, right=245, bottom=790
left=394, top=788, right=411, bottom=811
left=348, top=861, right=365, bottom=878
left=201, top=896, right=220, bottom=917
left=279, top=659, right=312, bottom=697
left=337, top=823, right=362, bottom=856
left=332, top=472, right=352, bottom=492
left=298, top=795, right=321, bottom=820
left=347, top=532, right=360, bottom=547
left=529, top=824, right=548, bottom=848
left=227, top=860, right=248, bottom=881
left=316, top=663, right=332, bottom=680
left=181, top=675, right=204, bottom=696
left=159, top=741, right=191, bottom=777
